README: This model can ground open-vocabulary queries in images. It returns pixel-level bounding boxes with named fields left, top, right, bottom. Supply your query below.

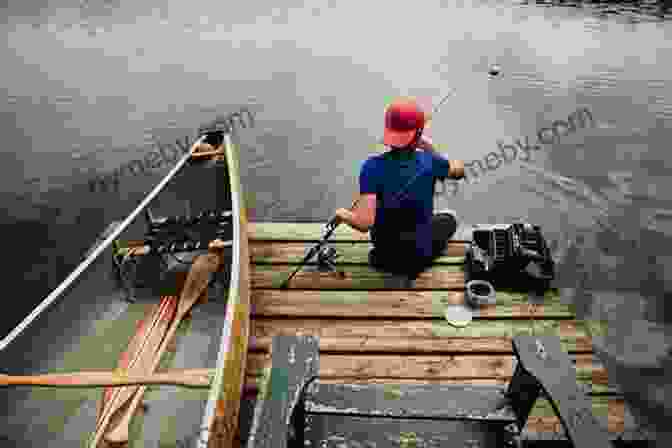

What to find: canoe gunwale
left=199, top=132, right=251, bottom=447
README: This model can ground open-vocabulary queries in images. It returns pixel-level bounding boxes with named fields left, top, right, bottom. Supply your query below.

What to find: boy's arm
left=418, top=136, right=464, bottom=179
left=333, top=162, right=377, bottom=233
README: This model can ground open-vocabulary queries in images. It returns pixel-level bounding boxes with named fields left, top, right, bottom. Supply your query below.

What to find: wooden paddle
left=119, top=300, right=164, bottom=373
left=95, top=295, right=171, bottom=421
left=0, top=369, right=213, bottom=388
left=89, top=295, right=178, bottom=448
left=98, top=249, right=225, bottom=446
left=96, top=296, right=178, bottom=423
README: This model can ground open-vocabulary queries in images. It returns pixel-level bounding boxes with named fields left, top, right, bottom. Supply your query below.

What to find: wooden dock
left=237, top=222, right=629, bottom=443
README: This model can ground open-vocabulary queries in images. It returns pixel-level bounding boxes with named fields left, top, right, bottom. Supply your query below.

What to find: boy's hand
left=449, top=160, right=465, bottom=179
left=332, top=208, right=349, bottom=226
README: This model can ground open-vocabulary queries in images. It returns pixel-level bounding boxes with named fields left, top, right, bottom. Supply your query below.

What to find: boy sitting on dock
left=333, top=98, right=465, bottom=280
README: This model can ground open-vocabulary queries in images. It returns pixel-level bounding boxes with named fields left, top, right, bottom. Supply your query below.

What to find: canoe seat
left=244, top=335, right=617, bottom=448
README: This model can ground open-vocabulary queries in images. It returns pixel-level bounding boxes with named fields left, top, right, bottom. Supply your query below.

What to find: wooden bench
left=246, top=335, right=619, bottom=448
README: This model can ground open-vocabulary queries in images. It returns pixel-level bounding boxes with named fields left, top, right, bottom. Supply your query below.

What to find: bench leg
left=509, top=336, right=613, bottom=448
left=506, top=362, right=543, bottom=432
left=247, top=335, right=320, bottom=448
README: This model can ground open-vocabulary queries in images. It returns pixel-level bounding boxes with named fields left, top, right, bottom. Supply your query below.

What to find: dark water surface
left=2, top=0, right=672, bottom=443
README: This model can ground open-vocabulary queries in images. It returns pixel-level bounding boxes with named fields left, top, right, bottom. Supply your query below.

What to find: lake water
left=2, top=0, right=672, bottom=442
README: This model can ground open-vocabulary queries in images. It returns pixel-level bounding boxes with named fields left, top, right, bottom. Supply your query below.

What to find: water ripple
left=529, top=0, right=672, bottom=22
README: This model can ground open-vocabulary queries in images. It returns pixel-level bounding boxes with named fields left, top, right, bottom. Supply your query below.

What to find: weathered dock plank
left=248, top=222, right=474, bottom=242
left=523, top=399, right=626, bottom=434
left=244, top=353, right=604, bottom=384
left=249, top=335, right=592, bottom=355
left=251, top=264, right=464, bottom=289
left=249, top=319, right=592, bottom=353
left=250, top=241, right=465, bottom=264
left=250, top=289, right=574, bottom=318
left=242, top=374, right=618, bottom=395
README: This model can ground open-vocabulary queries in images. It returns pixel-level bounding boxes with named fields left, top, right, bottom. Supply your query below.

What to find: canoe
left=0, top=130, right=250, bottom=448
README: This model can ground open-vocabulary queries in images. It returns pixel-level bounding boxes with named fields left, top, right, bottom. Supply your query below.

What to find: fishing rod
left=280, top=90, right=458, bottom=288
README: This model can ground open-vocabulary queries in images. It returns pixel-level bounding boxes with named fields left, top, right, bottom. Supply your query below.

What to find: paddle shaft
left=103, top=316, right=190, bottom=443
left=0, top=369, right=213, bottom=388
left=117, top=301, right=163, bottom=372
left=91, top=303, right=184, bottom=446
left=99, top=297, right=178, bottom=424
left=91, top=297, right=178, bottom=446
left=97, top=296, right=172, bottom=420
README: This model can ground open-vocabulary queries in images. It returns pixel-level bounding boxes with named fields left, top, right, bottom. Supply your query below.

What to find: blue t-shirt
left=360, top=149, right=451, bottom=260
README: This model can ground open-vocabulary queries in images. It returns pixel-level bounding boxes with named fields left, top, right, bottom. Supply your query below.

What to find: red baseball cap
left=383, top=98, right=427, bottom=147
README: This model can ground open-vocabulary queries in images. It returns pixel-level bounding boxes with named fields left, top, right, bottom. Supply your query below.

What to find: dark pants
left=369, top=211, right=458, bottom=279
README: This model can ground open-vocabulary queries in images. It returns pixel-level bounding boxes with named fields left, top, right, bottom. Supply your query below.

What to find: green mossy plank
left=253, top=318, right=589, bottom=352
left=249, top=222, right=474, bottom=242
left=589, top=383, right=620, bottom=394
left=429, top=320, right=587, bottom=350
left=251, top=288, right=575, bottom=319
left=251, top=241, right=465, bottom=265
left=530, top=395, right=618, bottom=420
left=252, top=264, right=464, bottom=290
left=472, top=288, right=572, bottom=317
left=581, top=318, right=610, bottom=339
left=434, top=289, right=576, bottom=320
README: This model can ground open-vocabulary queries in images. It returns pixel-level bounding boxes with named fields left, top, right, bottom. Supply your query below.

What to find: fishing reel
left=315, top=245, right=339, bottom=272
left=314, top=219, right=343, bottom=272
